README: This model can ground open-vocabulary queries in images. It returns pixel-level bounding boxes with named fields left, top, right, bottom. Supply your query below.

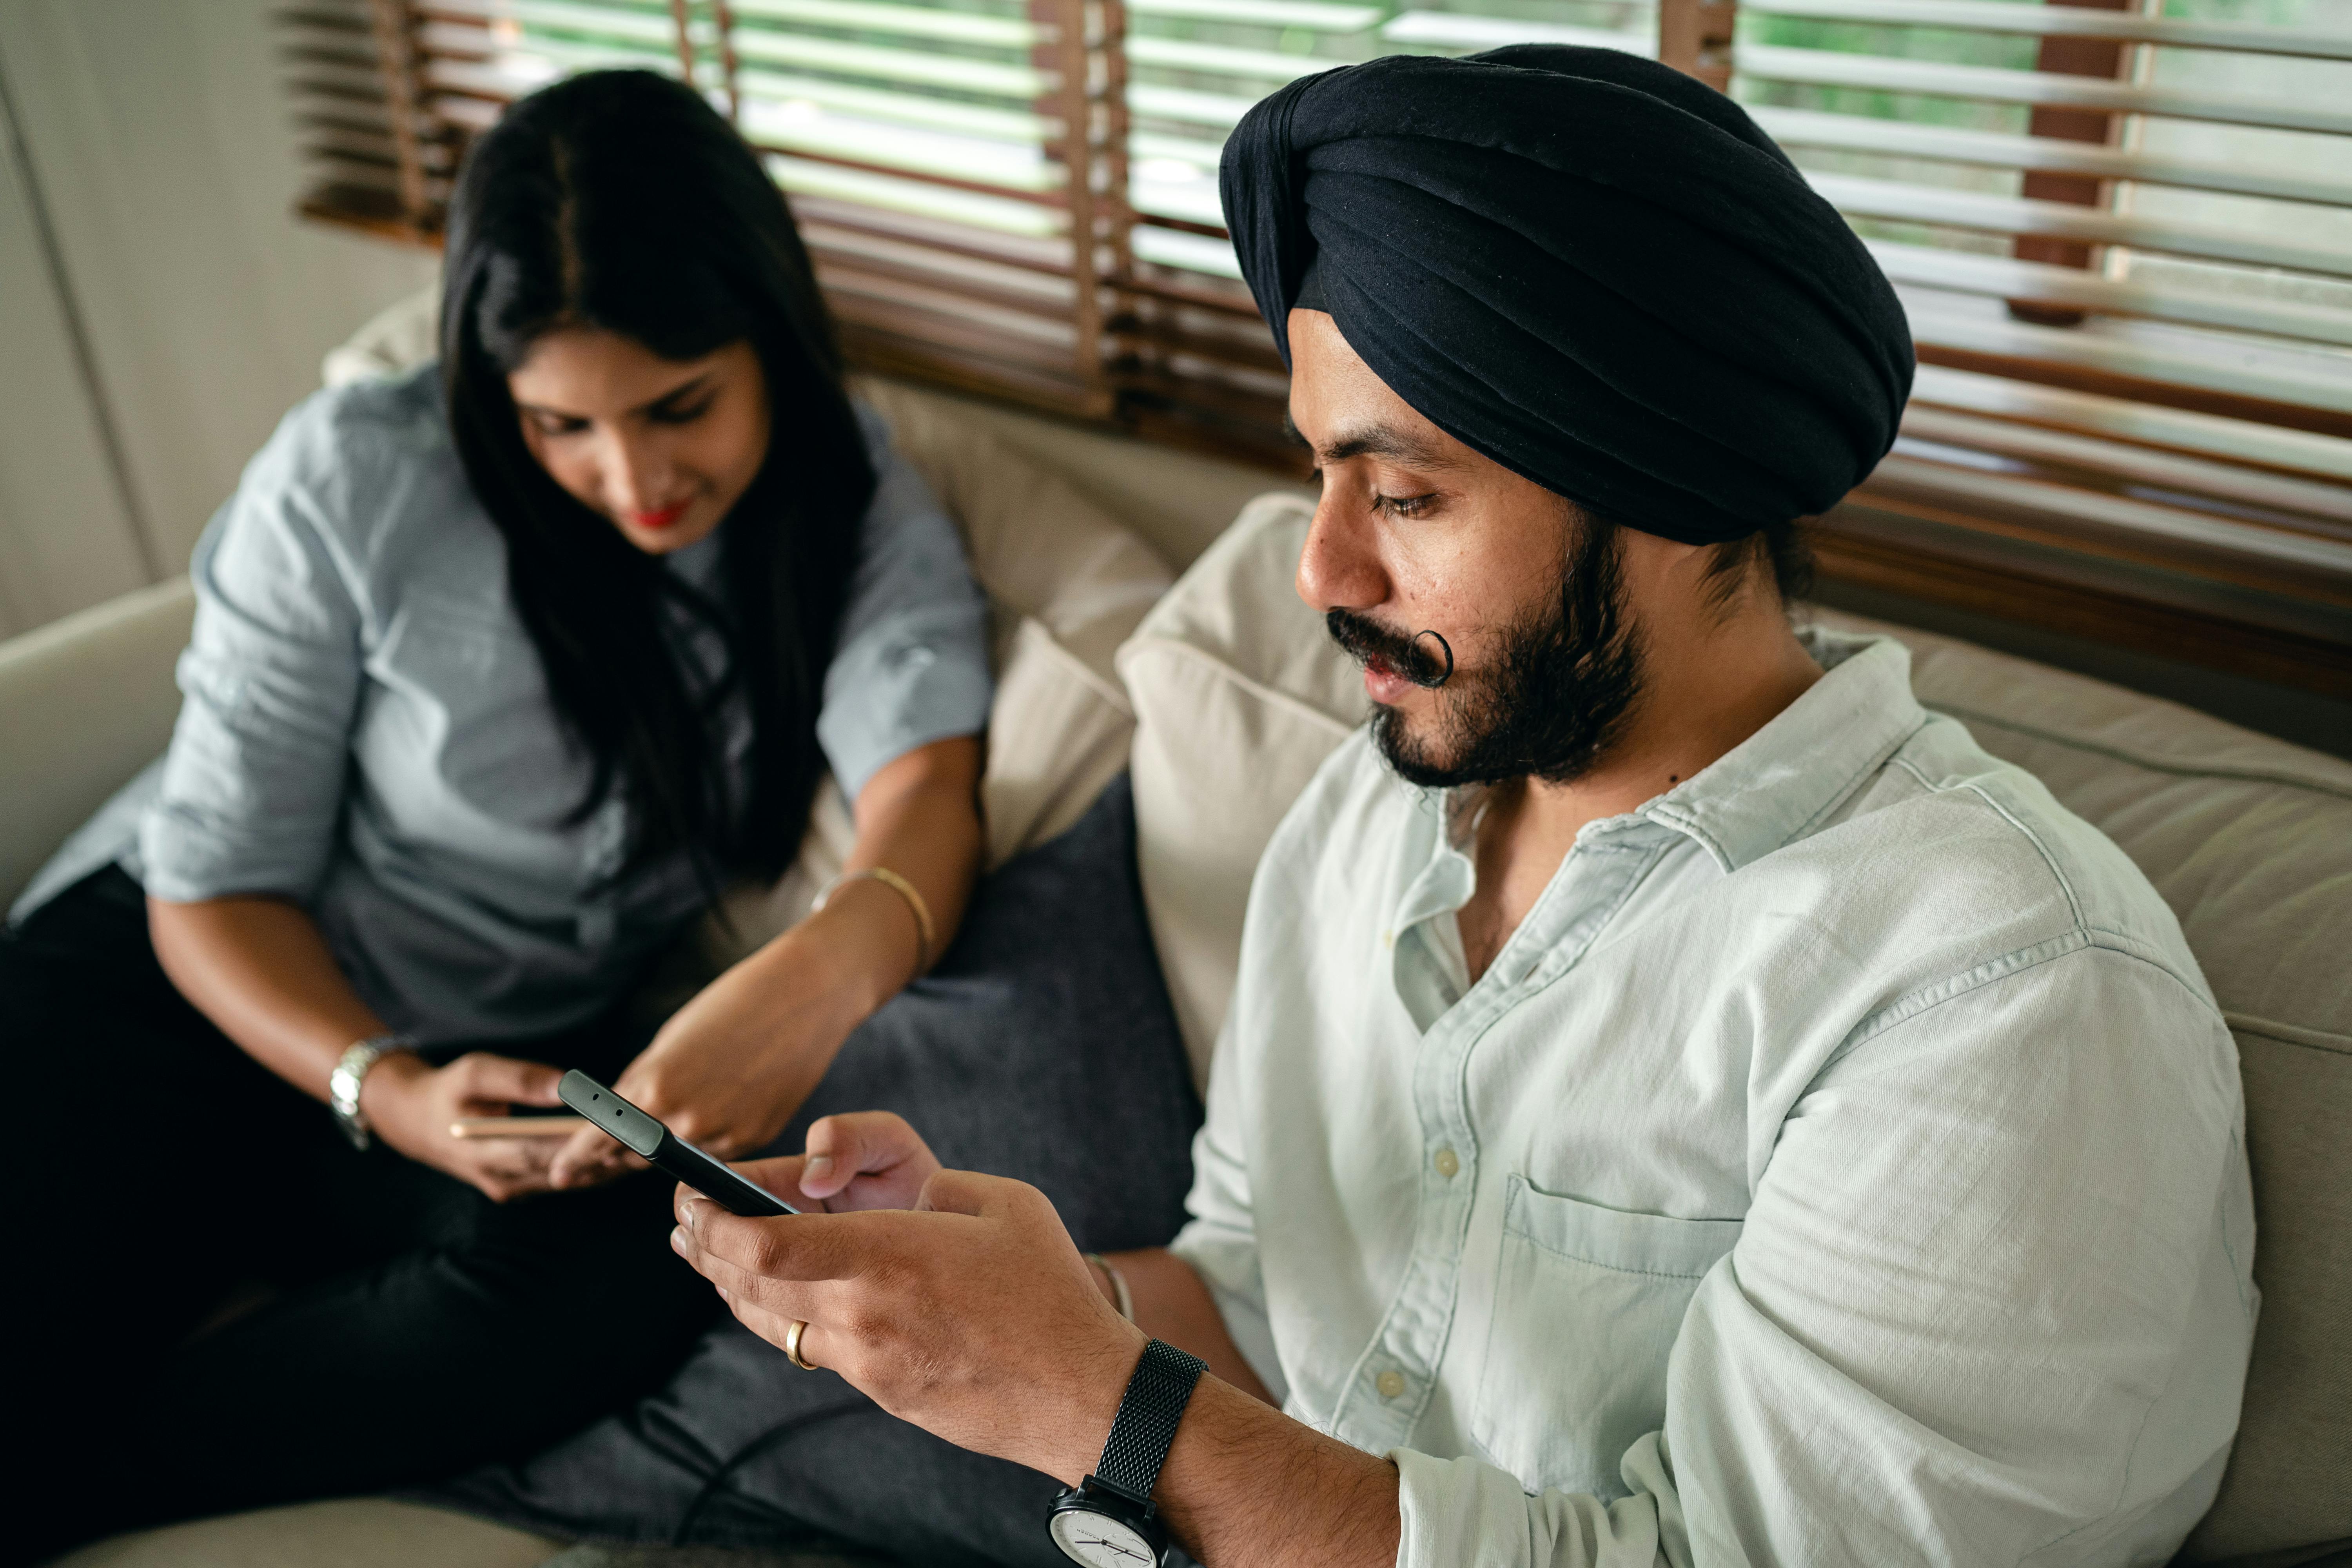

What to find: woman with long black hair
left=4, top=69, right=995, bottom=1556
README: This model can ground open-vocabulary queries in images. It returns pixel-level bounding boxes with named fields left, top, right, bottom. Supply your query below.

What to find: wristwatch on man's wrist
left=329, top=1033, right=415, bottom=1150
left=1047, top=1338, right=1207, bottom=1568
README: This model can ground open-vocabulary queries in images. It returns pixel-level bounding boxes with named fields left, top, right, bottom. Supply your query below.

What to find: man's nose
left=1296, top=485, right=1388, bottom=614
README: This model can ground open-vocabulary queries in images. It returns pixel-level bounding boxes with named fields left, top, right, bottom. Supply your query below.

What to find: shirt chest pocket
left=1472, top=1175, right=1742, bottom=1501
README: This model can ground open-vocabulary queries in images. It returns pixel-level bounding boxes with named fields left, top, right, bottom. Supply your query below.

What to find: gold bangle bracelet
left=811, top=866, right=936, bottom=975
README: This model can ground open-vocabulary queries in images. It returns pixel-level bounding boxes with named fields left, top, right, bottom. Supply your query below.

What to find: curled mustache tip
left=1325, top=610, right=1455, bottom=690
left=1407, top=630, right=1454, bottom=689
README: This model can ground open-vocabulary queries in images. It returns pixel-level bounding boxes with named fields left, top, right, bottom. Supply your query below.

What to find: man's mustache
left=1325, top=610, right=1454, bottom=689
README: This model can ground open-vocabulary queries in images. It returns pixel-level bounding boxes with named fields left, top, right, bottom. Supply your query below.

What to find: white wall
left=0, top=75, right=149, bottom=637
left=0, top=0, right=436, bottom=638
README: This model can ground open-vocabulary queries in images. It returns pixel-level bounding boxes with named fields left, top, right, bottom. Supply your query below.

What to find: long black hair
left=441, top=69, right=875, bottom=886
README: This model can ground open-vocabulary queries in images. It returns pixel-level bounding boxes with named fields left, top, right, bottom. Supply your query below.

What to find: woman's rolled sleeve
left=140, top=474, right=365, bottom=905
left=817, top=421, right=993, bottom=800
left=817, top=602, right=992, bottom=802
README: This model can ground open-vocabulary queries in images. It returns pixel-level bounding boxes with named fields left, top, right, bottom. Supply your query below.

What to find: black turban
left=1220, top=47, right=1914, bottom=545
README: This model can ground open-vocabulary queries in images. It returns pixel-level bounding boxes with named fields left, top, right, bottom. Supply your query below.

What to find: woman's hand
left=546, top=931, right=868, bottom=1189
left=362, top=1050, right=568, bottom=1202
left=548, top=736, right=985, bottom=1191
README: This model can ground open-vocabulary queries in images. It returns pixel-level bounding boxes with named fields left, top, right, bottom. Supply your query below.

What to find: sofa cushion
left=1116, top=494, right=1360, bottom=1082
left=50, top=1497, right=560, bottom=1568
left=50, top=1497, right=886, bottom=1568
left=1119, top=495, right=2352, bottom=1563
left=321, top=290, right=441, bottom=390
left=0, top=577, right=194, bottom=913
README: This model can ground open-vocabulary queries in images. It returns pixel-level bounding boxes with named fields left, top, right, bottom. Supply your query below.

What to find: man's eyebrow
left=1316, top=422, right=1451, bottom=467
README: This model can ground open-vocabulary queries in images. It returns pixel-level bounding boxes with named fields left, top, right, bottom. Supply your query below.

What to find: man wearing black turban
left=1225, top=44, right=1915, bottom=546
left=664, top=48, right=2251, bottom=1568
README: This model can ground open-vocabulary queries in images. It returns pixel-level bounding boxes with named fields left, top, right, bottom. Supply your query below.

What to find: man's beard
left=1325, top=517, right=1643, bottom=790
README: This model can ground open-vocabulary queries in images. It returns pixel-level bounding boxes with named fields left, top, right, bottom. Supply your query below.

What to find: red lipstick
left=631, top=500, right=691, bottom=531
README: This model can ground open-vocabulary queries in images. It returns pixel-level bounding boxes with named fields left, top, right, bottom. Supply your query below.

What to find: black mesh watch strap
left=1091, top=1339, right=1208, bottom=1506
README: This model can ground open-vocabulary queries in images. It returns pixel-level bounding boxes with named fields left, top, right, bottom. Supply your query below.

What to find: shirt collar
left=1633, top=630, right=1927, bottom=873
left=1394, top=629, right=1927, bottom=925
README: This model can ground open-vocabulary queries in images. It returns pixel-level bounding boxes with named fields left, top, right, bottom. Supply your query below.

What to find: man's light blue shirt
left=1171, top=630, right=2255, bottom=1567
left=14, top=364, right=992, bottom=1044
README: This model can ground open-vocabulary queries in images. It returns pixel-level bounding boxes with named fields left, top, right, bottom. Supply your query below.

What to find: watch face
left=1051, top=1507, right=1157, bottom=1568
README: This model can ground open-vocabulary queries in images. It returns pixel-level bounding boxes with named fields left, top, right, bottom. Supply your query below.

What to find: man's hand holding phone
left=668, top=1112, right=1143, bottom=1491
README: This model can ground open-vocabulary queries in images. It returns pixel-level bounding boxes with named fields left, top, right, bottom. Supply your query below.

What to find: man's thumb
left=802, top=1111, right=924, bottom=1198
left=914, top=1166, right=995, bottom=1217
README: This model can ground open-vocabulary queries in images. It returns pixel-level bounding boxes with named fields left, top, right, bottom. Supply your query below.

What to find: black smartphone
left=557, top=1069, right=799, bottom=1217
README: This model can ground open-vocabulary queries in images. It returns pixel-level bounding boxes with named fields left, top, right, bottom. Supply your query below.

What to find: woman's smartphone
left=449, top=1114, right=585, bottom=1139
left=556, top=1069, right=799, bottom=1217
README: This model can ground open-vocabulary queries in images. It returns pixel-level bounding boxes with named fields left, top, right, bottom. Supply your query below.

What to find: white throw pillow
left=1116, top=494, right=1360, bottom=1085
left=321, top=288, right=439, bottom=389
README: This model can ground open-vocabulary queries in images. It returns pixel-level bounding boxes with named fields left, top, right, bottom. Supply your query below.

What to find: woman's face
left=509, top=328, right=770, bottom=555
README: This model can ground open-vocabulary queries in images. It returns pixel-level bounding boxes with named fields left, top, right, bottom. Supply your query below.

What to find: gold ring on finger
left=784, top=1318, right=818, bottom=1372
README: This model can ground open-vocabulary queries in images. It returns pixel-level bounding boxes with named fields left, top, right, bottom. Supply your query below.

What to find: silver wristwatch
left=329, top=1034, right=414, bottom=1150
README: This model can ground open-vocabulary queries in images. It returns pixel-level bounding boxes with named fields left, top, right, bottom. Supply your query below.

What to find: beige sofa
left=9, top=337, right=2347, bottom=1565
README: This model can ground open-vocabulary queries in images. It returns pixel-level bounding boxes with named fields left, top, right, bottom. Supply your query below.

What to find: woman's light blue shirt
left=15, top=363, right=992, bottom=1044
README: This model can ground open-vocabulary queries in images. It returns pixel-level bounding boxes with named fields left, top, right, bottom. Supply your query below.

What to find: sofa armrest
left=0, top=577, right=193, bottom=910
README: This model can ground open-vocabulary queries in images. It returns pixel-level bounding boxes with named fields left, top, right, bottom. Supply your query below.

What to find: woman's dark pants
left=4, top=780, right=1203, bottom=1566
left=0, top=867, right=719, bottom=1563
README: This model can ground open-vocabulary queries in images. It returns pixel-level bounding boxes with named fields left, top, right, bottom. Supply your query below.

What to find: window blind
left=1716, top=0, right=2352, bottom=693
left=284, top=0, right=2352, bottom=692
left=287, top=0, right=1130, bottom=415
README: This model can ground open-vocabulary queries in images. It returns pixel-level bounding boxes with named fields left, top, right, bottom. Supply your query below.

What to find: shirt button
left=1376, top=1370, right=1406, bottom=1400
left=1432, top=1147, right=1459, bottom=1179
left=1381, top=929, right=1395, bottom=951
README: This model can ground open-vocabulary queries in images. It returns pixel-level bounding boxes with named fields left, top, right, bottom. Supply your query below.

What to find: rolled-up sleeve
left=816, top=411, right=993, bottom=800
left=1168, top=1012, right=1291, bottom=1403
left=140, top=431, right=365, bottom=905
left=1393, top=1442, right=1684, bottom=1568
left=1385, top=947, right=2250, bottom=1568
